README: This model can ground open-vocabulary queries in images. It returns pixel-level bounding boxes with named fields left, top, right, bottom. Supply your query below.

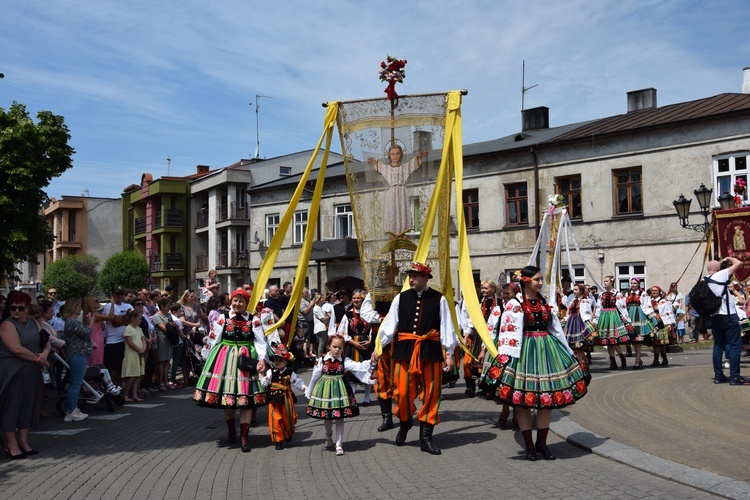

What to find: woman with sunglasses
left=0, top=291, right=51, bottom=458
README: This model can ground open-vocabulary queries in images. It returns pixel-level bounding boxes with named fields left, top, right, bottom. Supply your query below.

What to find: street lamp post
left=672, top=184, right=713, bottom=232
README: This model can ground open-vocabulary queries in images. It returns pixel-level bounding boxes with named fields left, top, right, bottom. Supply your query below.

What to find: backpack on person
left=687, top=275, right=729, bottom=317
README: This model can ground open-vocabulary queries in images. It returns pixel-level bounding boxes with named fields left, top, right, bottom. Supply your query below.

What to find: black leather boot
left=240, top=423, right=251, bottom=453
left=464, top=377, right=476, bottom=397
left=522, top=429, right=537, bottom=461
left=419, top=422, right=442, bottom=455
left=226, top=418, right=237, bottom=443
left=609, top=357, right=617, bottom=370
left=377, top=399, right=394, bottom=432
left=534, top=427, right=556, bottom=460
left=618, top=353, right=627, bottom=369
left=395, top=419, right=412, bottom=446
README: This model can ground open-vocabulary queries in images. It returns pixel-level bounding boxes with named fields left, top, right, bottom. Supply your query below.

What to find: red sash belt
left=399, top=329, right=440, bottom=376
left=523, top=331, right=548, bottom=337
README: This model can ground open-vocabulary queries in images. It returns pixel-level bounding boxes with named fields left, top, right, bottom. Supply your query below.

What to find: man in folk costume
left=373, top=262, right=457, bottom=455
left=360, top=293, right=393, bottom=432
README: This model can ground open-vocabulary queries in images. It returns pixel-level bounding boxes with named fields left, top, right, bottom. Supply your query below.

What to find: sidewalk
left=559, top=349, right=750, bottom=498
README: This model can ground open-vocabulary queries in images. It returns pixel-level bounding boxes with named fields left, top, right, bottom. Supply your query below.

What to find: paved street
left=0, top=348, right=746, bottom=499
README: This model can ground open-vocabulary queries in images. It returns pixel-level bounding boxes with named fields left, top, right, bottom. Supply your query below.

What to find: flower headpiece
left=407, top=261, right=433, bottom=279
left=269, top=342, right=294, bottom=362
left=512, top=270, right=522, bottom=282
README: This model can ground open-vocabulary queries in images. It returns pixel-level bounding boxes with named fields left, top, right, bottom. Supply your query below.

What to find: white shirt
left=102, top=302, right=134, bottom=344
left=706, top=269, right=736, bottom=316
left=377, top=289, right=457, bottom=353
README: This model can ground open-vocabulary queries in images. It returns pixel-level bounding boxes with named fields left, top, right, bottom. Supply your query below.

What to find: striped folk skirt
left=307, top=373, right=359, bottom=419
left=193, top=341, right=266, bottom=409
left=496, top=331, right=587, bottom=410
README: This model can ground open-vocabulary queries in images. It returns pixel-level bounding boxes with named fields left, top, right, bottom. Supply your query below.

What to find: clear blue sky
left=2, top=0, right=749, bottom=199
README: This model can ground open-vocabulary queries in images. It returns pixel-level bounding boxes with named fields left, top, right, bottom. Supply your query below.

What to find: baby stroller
left=53, top=352, right=125, bottom=416
left=183, top=333, right=204, bottom=386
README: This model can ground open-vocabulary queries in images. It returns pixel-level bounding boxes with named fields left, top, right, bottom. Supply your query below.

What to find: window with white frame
left=266, top=214, right=280, bottom=244
left=615, top=262, right=646, bottom=293
left=335, top=204, right=354, bottom=239
left=714, top=153, right=749, bottom=206
left=561, top=265, right=586, bottom=285
left=294, top=210, right=308, bottom=245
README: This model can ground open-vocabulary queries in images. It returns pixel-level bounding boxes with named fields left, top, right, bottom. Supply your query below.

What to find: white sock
left=335, top=418, right=344, bottom=446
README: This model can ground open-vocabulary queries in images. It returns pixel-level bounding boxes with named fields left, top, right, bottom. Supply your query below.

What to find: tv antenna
left=253, top=94, right=273, bottom=159
left=521, top=60, right=538, bottom=113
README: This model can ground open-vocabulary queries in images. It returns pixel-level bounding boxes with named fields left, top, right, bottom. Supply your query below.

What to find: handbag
left=237, top=355, right=259, bottom=374
left=164, top=323, right=180, bottom=346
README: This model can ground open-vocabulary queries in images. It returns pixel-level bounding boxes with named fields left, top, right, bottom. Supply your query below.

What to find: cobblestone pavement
left=0, top=348, right=743, bottom=499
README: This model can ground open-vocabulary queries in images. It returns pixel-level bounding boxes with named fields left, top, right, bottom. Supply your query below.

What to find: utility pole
left=521, top=60, right=538, bottom=115
left=254, top=94, right=273, bottom=159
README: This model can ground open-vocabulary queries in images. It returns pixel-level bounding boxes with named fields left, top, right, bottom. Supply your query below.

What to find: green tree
left=0, top=102, right=75, bottom=280
left=98, top=251, right=149, bottom=294
left=42, top=254, right=99, bottom=300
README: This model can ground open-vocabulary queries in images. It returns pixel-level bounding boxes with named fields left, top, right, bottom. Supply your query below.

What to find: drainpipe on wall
left=531, top=145, right=541, bottom=241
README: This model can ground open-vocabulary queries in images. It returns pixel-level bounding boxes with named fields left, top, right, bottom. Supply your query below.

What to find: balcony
left=216, top=202, right=249, bottom=223
left=55, top=231, right=82, bottom=249
left=163, top=253, right=183, bottom=270
left=155, top=209, right=183, bottom=229
left=196, top=210, right=209, bottom=229
left=134, top=217, right=147, bottom=234
left=217, top=250, right=248, bottom=269
left=196, top=254, right=208, bottom=272
left=310, top=238, right=359, bottom=262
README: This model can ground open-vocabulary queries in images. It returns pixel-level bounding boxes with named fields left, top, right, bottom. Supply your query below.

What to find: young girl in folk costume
left=461, top=280, right=498, bottom=398
left=193, top=288, right=268, bottom=453
left=563, top=284, right=598, bottom=371
left=594, top=275, right=633, bottom=370
left=647, top=286, right=675, bottom=367
left=259, top=343, right=307, bottom=450
left=625, top=278, right=654, bottom=369
left=494, top=266, right=588, bottom=461
left=305, top=334, right=374, bottom=456
left=337, top=289, right=374, bottom=405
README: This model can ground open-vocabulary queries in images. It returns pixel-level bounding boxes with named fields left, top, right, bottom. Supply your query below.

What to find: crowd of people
left=1, top=255, right=748, bottom=459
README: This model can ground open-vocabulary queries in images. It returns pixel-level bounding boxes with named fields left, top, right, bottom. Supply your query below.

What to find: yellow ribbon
left=247, top=103, right=338, bottom=345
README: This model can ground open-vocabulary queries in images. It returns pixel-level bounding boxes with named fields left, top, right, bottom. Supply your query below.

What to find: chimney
left=412, top=130, right=433, bottom=153
left=196, top=165, right=209, bottom=175
left=521, top=106, right=549, bottom=132
left=627, top=88, right=657, bottom=112
left=742, top=67, right=750, bottom=94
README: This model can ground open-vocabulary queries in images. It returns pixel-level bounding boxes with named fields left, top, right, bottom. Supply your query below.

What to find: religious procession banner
left=713, top=206, right=750, bottom=282
left=336, top=93, right=447, bottom=303
left=246, top=59, right=496, bottom=358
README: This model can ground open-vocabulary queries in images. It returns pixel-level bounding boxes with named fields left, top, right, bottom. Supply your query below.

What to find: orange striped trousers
left=392, top=358, right=442, bottom=425
left=374, top=347, right=394, bottom=400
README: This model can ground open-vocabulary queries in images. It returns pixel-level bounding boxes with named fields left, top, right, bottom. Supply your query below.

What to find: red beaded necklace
left=522, top=295, right=550, bottom=323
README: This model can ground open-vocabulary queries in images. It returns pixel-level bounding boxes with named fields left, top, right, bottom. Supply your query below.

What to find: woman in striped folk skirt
left=625, top=279, right=654, bottom=370
left=494, top=266, right=588, bottom=461
left=193, top=289, right=268, bottom=453
left=647, top=286, right=675, bottom=367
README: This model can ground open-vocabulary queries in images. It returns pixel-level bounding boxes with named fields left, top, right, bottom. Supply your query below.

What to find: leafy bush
left=42, top=254, right=99, bottom=300
left=98, top=251, right=149, bottom=293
